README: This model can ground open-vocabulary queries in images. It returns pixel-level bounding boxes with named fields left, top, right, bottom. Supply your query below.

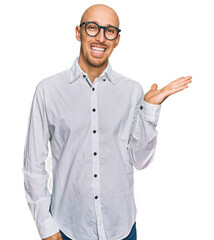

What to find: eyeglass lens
left=86, top=23, right=118, bottom=40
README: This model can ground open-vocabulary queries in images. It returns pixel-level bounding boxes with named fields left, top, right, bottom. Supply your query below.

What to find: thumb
left=151, top=83, right=158, bottom=90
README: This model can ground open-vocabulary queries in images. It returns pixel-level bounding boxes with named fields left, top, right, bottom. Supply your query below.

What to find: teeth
left=91, top=46, right=106, bottom=52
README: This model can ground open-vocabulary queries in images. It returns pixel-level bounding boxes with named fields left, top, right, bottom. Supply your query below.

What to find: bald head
left=80, top=4, right=120, bottom=28
left=76, top=4, right=121, bottom=75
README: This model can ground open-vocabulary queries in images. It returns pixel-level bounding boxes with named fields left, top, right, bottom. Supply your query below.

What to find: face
left=75, top=6, right=120, bottom=69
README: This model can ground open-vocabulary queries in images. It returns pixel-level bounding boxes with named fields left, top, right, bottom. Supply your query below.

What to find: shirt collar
left=69, top=56, right=115, bottom=84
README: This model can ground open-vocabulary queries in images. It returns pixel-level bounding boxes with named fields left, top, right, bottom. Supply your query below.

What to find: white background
left=0, top=0, right=213, bottom=239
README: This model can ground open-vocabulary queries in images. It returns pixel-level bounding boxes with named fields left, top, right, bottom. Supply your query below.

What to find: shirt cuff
left=141, top=100, right=161, bottom=126
left=36, top=216, right=59, bottom=239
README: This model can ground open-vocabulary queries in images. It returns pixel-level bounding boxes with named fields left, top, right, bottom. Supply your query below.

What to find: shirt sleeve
left=22, top=82, right=59, bottom=239
left=127, top=83, right=161, bottom=170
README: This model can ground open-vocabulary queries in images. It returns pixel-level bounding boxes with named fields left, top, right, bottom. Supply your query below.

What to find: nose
left=95, top=28, right=106, bottom=43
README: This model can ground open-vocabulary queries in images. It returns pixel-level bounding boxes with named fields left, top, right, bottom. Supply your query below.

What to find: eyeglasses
left=79, top=22, right=121, bottom=40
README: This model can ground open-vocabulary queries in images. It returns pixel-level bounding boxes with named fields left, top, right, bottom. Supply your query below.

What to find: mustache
left=90, top=43, right=108, bottom=48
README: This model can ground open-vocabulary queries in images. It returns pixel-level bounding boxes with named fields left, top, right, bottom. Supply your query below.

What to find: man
left=23, top=4, right=192, bottom=240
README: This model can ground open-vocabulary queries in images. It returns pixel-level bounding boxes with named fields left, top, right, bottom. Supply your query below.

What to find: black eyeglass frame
left=79, top=21, right=121, bottom=40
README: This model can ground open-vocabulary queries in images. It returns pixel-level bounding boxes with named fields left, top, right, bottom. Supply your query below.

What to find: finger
left=170, top=76, right=192, bottom=87
left=170, top=79, right=192, bottom=89
left=168, top=84, right=189, bottom=95
left=168, top=77, right=185, bottom=86
left=151, top=83, right=158, bottom=90
left=169, top=76, right=192, bottom=86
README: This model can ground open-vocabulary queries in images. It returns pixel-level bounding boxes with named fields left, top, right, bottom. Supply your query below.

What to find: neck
left=78, top=54, right=108, bottom=83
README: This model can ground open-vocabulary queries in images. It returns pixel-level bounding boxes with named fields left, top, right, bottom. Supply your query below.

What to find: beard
left=80, top=45, right=108, bottom=68
left=86, top=56, right=108, bottom=68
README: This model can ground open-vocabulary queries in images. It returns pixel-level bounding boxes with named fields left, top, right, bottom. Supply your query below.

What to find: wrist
left=144, top=99, right=161, bottom=105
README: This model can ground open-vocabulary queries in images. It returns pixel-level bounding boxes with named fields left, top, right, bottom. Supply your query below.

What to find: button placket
left=90, top=81, right=107, bottom=239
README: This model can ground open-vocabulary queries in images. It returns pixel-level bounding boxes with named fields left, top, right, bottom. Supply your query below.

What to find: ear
left=75, top=25, right=81, bottom=41
left=114, top=33, right=120, bottom=48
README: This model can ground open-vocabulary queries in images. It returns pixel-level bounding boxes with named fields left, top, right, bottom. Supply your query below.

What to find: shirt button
left=92, top=108, right=96, bottom=112
left=94, top=174, right=97, bottom=178
left=140, top=105, right=143, bottom=110
left=103, top=79, right=106, bottom=81
left=95, top=196, right=98, bottom=199
left=93, top=130, right=96, bottom=134
left=92, top=87, right=95, bottom=91
left=93, top=152, right=97, bottom=156
left=83, top=74, right=86, bottom=78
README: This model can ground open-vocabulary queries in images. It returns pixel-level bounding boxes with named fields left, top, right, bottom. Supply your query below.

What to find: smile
left=90, top=45, right=107, bottom=53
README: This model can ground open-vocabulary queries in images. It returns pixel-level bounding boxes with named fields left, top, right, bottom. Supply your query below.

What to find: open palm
left=144, top=76, right=192, bottom=105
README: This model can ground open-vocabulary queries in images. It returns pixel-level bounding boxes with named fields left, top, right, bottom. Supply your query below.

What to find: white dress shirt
left=23, top=57, right=161, bottom=240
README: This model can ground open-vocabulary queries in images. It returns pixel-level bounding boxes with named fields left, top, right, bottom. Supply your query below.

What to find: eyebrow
left=90, top=21, right=116, bottom=27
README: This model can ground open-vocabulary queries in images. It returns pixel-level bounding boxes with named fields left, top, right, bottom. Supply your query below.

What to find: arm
left=127, top=84, right=161, bottom=170
left=127, top=76, right=192, bottom=170
left=22, top=82, right=60, bottom=239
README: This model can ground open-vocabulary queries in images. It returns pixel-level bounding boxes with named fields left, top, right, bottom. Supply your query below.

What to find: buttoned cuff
left=23, top=169, right=60, bottom=239
left=36, top=216, right=59, bottom=239
left=131, top=101, right=161, bottom=143
left=141, top=100, right=161, bottom=126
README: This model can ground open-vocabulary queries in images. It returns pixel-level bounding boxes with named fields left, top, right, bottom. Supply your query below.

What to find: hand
left=144, top=76, right=192, bottom=105
left=43, top=232, right=63, bottom=240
